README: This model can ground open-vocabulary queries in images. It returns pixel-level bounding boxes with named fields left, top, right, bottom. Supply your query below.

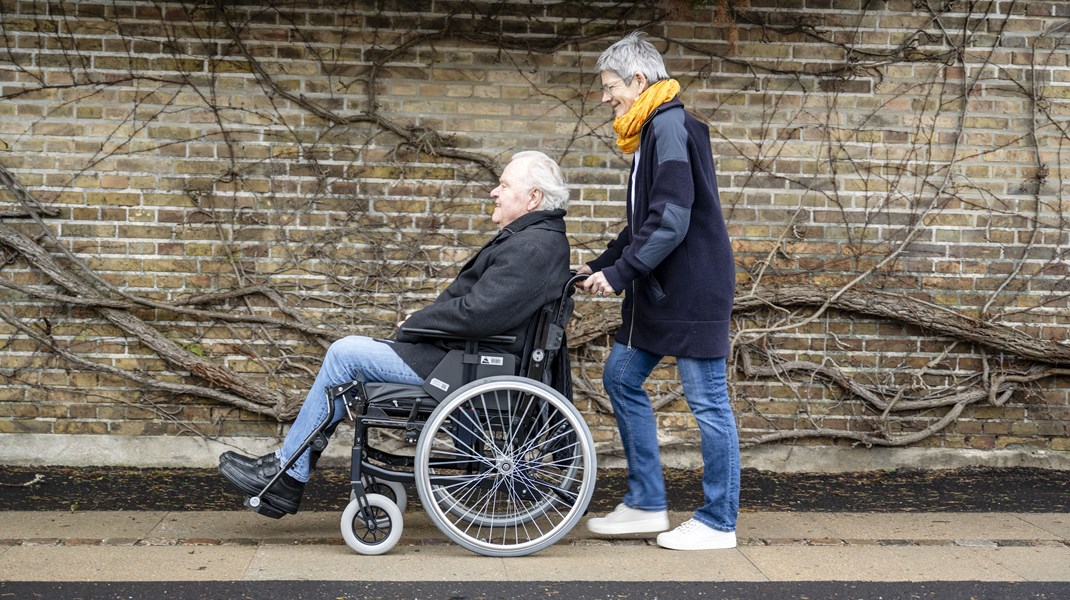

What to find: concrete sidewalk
left=1, top=510, right=1067, bottom=582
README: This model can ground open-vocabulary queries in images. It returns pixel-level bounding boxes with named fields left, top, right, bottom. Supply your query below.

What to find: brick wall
left=1, top=0, right=1068, bottom=467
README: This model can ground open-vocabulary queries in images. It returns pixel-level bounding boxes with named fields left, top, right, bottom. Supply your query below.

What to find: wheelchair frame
left=244, top=274, right=597, bottom=557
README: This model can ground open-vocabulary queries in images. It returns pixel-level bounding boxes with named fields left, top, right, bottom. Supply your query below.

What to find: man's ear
left=528, top=188, right=543, bottom=210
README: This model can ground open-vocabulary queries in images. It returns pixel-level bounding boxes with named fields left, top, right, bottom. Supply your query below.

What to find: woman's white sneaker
left=656, top=519, right=737, bottom=550
left=586, top=503, right=670, bottom=535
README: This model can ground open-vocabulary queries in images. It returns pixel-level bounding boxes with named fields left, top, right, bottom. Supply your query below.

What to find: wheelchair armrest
left=399, top=327, right=516, bottom=344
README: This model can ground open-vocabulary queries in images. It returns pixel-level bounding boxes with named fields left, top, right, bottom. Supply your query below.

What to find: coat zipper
left=624, top=107, right=666, bottom=349
left=628, top=280, right=635, bottom=348
left=626, top=151, right=639, bottom=349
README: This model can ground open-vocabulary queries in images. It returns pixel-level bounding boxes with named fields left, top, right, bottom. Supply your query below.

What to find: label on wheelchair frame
left=422, top=350, right=515, bottom=402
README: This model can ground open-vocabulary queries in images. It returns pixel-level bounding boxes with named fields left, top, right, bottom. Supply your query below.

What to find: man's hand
left=580, top=271, right=616, bottom=297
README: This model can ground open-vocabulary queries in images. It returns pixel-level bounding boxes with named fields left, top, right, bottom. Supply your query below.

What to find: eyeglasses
left=600, top=76, right=633, bottom=95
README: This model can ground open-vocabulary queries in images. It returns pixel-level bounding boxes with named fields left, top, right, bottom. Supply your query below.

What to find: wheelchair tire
left=353, top=477, right=408, bottom=514
left=414, top=376, right=596, bottom=557
left=340, top=493, right=403, bottom=555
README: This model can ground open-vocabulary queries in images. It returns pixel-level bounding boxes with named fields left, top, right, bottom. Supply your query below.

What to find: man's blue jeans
left=277, top=336, right=423, bottom=482
left=603, top=342, right=740, bottom=532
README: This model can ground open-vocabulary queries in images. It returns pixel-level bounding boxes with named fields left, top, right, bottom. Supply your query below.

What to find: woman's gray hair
left=510, top=150, right=569, bottom=211
left=595, top=31, right=669, bottom=84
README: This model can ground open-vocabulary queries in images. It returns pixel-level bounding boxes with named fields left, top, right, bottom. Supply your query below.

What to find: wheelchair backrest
left=518, top=273, right=585, bottom=399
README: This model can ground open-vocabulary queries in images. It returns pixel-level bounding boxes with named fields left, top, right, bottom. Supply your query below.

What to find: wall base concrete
left=3, top=432, right=1068, bottom=472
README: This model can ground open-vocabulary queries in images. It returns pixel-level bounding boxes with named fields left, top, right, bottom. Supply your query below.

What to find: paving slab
left=148, top=511, right=341, bottom=541
left=246, top=544, right=510, bottom=581
left=491, top=544, right=766, bottom=581
left=972, top=546, right=1070, bottom=582
left=734, top=511, right=837, bottom=541
left=810, top=512, right=1058, bottom=541
left=0, top=511, right=168, bottom=540
left=0, top=545, right=257, bottom=581
left=246, top=542, right=767, bottom=582
left=739, top=545, right=1026, bottom=581
left=1012, top=513, right=1070, bottom=539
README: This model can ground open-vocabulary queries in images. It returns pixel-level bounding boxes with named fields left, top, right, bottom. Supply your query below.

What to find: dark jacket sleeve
left=587, top=225, right=630, bottom=273
left=397, top=238, right=554, bottom=340
left=600, top=108, right=694, bottom=292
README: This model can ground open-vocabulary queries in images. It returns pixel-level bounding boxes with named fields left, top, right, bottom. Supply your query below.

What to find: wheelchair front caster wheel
left=340, top=493, right=403, bottom=555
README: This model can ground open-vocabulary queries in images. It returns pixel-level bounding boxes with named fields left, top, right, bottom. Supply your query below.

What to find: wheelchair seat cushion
left=365, top=382, right=438, bottom=413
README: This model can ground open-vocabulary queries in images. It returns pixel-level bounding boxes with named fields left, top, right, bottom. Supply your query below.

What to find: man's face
left=490, top=158, right=539, bottom=228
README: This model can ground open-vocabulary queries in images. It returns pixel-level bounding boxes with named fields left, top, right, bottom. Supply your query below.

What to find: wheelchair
left=243, top=274, right=596, bottom=557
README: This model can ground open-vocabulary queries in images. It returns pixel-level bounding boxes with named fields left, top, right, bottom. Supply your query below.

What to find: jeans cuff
left=693, top=514, right=734, bottom=533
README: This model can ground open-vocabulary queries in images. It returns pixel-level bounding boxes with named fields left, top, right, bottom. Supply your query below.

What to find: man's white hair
left=510, top=151, right=569, bottom=211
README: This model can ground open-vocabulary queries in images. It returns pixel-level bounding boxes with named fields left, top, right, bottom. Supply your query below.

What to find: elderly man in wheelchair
left=219, top=151, right=596, bottom=556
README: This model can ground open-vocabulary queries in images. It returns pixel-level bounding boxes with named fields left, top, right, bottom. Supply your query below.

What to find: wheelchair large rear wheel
left=414, top=376, right=596, bottom=557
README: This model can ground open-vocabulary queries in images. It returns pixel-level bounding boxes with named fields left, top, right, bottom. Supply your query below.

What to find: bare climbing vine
left=0, top=0, right=1067, bottom=452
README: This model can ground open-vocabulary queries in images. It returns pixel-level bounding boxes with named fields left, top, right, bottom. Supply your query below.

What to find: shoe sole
left=656, top=541, right=737, bottom=550
left=245, top=496, right=287, bottom=519
left=656, top=534, right=737, bottom=550
left=586, top=518, right=670, bottom=535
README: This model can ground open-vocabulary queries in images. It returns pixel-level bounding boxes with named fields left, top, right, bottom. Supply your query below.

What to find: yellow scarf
left=613, top=79, right=681, bottom=154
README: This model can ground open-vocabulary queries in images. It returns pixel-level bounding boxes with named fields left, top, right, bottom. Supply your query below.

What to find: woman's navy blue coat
left=587, top=98, right=735, bottom=359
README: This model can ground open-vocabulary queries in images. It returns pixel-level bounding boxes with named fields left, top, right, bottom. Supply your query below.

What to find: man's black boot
left=219, top=453, right=305, bottom=515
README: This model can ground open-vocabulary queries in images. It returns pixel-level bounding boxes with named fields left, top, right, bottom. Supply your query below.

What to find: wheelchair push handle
left=567, top=272, right=589, bottom=289
left=563, top=272, right=588, bottom=302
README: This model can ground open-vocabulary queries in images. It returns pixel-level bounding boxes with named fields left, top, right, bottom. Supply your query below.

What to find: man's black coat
left=390, top=209, right=571, bottom=379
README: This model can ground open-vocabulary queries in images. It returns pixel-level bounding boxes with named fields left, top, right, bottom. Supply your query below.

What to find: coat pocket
left=645, top=274, right=667, bottom=302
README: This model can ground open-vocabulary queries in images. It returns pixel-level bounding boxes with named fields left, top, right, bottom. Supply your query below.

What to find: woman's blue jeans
left=277, top=336, right=423, bottom=482
left=603, top=342, right=740, bottom=532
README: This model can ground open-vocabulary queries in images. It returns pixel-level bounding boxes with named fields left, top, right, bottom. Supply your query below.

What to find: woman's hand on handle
left=579, top=270, right=616, bottom=297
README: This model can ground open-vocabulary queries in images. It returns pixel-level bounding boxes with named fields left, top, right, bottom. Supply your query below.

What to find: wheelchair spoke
left=436, top=471, right=505, bottom=520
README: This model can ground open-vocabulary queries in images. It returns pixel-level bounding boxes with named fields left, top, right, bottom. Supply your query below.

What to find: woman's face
left=600, top=71, right=645, bottom=118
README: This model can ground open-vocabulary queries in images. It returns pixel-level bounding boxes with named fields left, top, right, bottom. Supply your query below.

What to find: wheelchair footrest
left=244, top=496, right=287, bottom=519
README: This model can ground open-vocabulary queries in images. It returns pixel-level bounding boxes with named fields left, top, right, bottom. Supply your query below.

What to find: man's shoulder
left=505, top=213, right=567, bottom=242
left=502, top=218, right=570, bottom=274
left=506, top=225, right=569, bottom=260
